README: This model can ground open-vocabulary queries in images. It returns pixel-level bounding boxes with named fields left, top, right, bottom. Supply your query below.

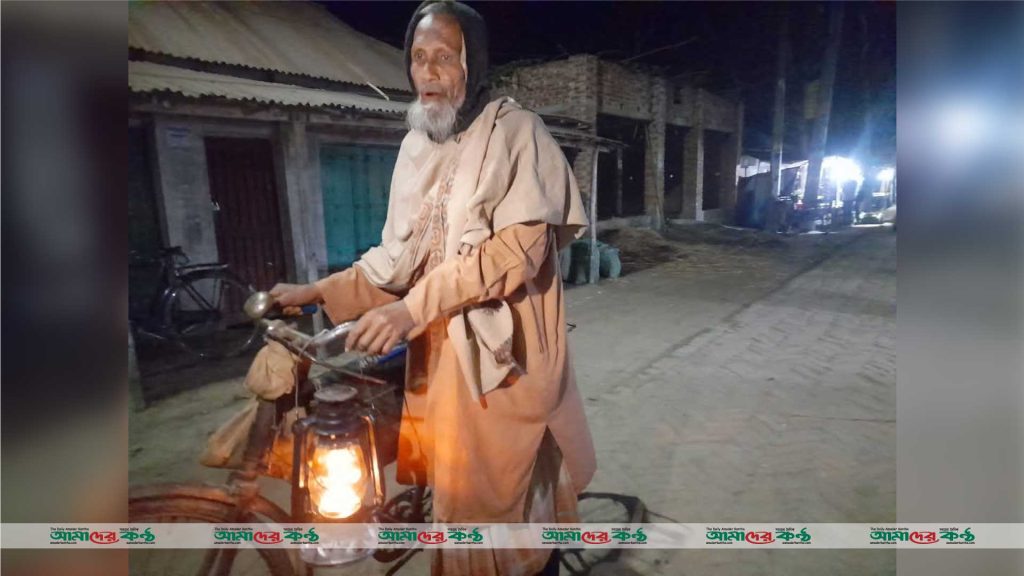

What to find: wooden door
left=320, top=144, right=397, bottom=270
left=204, top=137, right=286, bottom=290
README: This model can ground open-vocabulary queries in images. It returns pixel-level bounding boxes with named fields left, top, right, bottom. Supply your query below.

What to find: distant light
left=877, top=168, right=895, bottom=182
left=823, top=156, right=864, bottom=187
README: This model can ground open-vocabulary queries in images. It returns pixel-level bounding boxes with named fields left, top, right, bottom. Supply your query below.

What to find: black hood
left=404, top=0, right=490, bottom=135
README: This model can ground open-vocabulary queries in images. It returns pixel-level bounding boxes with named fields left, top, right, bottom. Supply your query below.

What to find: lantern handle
left=291, top=415, right=314, bottom=521
left=361, top=413, right=386, bottom=508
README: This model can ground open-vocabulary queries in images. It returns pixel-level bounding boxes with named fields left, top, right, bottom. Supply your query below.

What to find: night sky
left=322, top=1, right=896, bottom=164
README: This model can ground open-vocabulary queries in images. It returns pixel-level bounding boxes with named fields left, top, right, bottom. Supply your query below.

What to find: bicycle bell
left=244, top=291, right=275, bottom=320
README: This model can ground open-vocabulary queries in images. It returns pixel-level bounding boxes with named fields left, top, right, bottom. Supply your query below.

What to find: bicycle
left=128, top=293, right=634, bottom=576
left=129, top=294, right=425, bottom=576
left=130, top=246, right=259, bottom=359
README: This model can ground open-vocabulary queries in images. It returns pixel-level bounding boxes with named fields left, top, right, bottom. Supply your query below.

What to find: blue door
left=320, top=145, right=398, bottom=270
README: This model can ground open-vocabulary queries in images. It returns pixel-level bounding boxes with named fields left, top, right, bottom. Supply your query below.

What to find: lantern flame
left=311, top=445, right=366, bottom=519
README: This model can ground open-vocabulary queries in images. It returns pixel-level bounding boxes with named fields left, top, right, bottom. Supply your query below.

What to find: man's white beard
left=407, top=96, right=462, bottom=143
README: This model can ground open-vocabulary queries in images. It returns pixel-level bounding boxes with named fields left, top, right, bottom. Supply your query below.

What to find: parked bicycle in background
left=130, top=246, right=258, bottom=359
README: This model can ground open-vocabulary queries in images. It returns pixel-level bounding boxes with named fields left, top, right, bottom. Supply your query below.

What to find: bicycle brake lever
left=262, top=319, right=313, bottom=347
left=261, top=320, right=389, bottom=385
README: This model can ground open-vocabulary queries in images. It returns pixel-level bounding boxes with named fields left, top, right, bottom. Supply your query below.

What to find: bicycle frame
left=130, top=293, right=425, bottom=574
left=133, top=248, right=257, bottom=363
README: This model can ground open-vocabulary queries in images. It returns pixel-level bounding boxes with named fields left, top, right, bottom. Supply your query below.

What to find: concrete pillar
left=615, top=149, right=624, bottom=216
left=589, top=147, right=600, bottom=284
left=682, top=91, right=705, bottom=221
left=572, top=145, right=595, bottom=213
left=720, top=102, right=744, bottom=223
left=646, top=77, right=668, bottom=229
left=570, top=56, right=601, bottom=204
left=151, top=116, right=219, bottom=263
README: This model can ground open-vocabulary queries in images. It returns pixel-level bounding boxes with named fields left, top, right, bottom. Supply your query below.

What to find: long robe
left=315, top=103, right=596, bottom=576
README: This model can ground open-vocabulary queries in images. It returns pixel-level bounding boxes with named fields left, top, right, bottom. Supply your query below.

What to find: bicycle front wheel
left=129, top=494, right=295, bottom=576
left=165, top=272, right=257, bottom=359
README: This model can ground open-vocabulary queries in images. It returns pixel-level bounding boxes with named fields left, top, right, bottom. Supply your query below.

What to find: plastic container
left=599, top=246, right=622, bottom=278
left=570, top=240, right=594, bottom=284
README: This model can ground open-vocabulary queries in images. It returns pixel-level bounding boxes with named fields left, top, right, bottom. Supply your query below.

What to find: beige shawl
left=354, top=97, right=588, bottom=400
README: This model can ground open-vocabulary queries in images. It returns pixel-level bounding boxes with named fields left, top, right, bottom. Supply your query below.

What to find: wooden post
left=770, top=10, right=789, bottom=199
left=615, top=149, right=624, bottom=217
left=590, top=146, right=600, bottom=284
left=281, top=118, right=325, bottom=336
left=682, top=127, right=705, bottom=220
left=803, top=4, right=844, bottom=209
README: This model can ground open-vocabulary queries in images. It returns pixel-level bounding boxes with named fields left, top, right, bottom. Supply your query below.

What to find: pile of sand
left=597, top=228, right=689, bottom=275
left=661, top=222, right=788, bottom=248
left=598, top=223, right=788, bottom=276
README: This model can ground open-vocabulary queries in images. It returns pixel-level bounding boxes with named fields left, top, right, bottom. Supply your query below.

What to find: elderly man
left=272, top=2, right=595, bottom=573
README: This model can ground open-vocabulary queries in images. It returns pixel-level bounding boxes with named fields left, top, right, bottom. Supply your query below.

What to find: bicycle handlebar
left=246, top=292, right=406, bottom=382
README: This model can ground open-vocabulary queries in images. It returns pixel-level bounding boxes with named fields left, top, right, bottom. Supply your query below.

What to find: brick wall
left=668, top=86, right=736, bottom=133
left=496, top=55, right=742, bottom=226
left=700, top=89, right=739, bottom=133
left=493, top=55, right=598, bottom=125
left=598, top=61, right=654, bottom=121
left=494, top=55, right=600, bottom=204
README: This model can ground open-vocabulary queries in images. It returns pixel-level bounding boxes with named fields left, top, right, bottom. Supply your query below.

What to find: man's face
left=409, top=13, right=466, bottom=110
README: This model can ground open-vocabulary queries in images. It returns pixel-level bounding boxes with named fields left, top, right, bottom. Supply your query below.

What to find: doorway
left=204, top=137, right=287, bottom=290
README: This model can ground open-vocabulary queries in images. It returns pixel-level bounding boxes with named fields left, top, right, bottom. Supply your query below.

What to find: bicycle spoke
left=130, top=495, right=288, bottom=576
left=213, top=547, right=239, bottom=576
left=165, top=273, right=256, bottom=359
left=196, top=548, right=221, bottom=576
left=183, top=280, right=218, bottom=314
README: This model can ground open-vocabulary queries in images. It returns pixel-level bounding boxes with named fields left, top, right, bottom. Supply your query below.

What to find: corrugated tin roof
left=129, top=2, right=409, bottom=92
left=129, top=61, right=409, bottom=114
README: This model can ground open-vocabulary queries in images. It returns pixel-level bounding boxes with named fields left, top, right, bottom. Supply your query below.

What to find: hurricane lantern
left=292, top=385, right=384, bottom=523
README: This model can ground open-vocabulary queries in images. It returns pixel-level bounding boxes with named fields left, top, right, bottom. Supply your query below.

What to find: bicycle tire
left=129, top=494, right=295, bottom=576
left=164, top=271, right=258, bottom=359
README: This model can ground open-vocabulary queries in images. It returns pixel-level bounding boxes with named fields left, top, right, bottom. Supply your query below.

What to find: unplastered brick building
left=494, top=54, right=744, bottom=230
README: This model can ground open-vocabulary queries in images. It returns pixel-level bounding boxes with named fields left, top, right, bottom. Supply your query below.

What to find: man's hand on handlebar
left=347, top=301, right=417, bottom=355
left=269, top=283, right=322, bottom=316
